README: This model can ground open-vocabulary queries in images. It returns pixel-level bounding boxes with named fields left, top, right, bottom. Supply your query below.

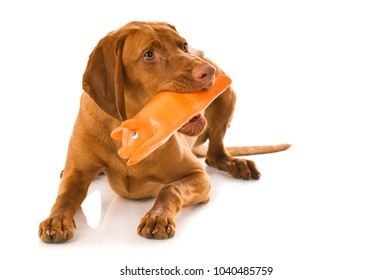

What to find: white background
left=1, top=0, right=391, bottom=279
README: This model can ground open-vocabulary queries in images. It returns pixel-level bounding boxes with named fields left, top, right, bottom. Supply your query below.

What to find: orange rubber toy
left=111, top=74, right=232, bottom=165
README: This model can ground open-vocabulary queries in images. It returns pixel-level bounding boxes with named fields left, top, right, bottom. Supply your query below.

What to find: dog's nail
left=166, top=226, right=171, bottom=233
left=51, top=229, right=56, bottom=236
left=46, top=229, right=51, bottom=236
left=152, top=227, right=159, bottom=234
left=39, top=229, right=43, bottom=236
left=64, top=229, right=68, bottom=238
left=146, top=227, right=151, bottom=233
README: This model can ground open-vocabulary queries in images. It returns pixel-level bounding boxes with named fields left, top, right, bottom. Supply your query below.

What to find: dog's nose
left=192, top=63, right=216, bottom=86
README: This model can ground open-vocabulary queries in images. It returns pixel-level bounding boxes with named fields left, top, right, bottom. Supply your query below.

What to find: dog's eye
left=143, top=51, right=155, bottom=61
left=183, top=42, right=189, bottom=53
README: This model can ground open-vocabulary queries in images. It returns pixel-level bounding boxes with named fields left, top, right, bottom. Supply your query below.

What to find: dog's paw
left=38, top=215, right=75, bottom=243
left=137, top=212, right=176, bottom=239
left=206, top=156, right=261, bottom=180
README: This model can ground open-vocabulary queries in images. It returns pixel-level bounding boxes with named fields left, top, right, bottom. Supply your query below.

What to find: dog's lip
left=177, top=113, right=207, bottom=136
left=156, top=75, right=216, bottom=94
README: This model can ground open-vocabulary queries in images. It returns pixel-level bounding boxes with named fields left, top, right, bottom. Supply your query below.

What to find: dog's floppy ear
left=82, top=34, right=127, bottom=121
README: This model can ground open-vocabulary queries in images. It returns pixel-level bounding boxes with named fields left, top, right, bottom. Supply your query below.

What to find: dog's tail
left=192, top=143, right=291, bottom=157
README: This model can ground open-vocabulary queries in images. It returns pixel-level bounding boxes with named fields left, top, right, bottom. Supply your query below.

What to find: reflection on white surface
left=81, top=189, right=101, bottom=229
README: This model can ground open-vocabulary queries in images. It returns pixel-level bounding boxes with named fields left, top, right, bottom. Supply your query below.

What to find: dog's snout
left=192, top=63, right=216, bottom=86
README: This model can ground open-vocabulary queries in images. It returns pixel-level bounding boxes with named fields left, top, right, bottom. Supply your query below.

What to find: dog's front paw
left=38, top=215, right=75, bottom=243
left=206, top=155, right=261, bottom=180
left=137, top=212, right=176, bottom=239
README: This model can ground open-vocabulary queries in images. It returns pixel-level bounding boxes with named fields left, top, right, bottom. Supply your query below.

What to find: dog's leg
left=137, top=171, right=210, bottom=239
left=203, top=87, right=261, bottom=180
left=38, top=167, right=98, bottom=243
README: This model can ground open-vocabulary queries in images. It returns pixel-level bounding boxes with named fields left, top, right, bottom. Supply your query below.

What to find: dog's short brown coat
left=38, top=21, right=290, bottom=242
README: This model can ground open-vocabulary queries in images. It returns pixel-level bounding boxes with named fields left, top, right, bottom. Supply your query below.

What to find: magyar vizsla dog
left=38, top=21, right=290, bottom=242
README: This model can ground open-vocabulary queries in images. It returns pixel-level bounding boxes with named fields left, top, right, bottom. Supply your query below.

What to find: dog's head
left=82, top=21, right=216, bottom=122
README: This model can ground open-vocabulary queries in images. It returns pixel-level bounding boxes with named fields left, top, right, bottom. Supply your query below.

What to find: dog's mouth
left=177, top=113, right=207, bottom=136
left=157, top=75, right=215, bottom=137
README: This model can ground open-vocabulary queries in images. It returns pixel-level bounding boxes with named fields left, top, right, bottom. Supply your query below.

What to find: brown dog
left=38, top=21, right=290, bottom=242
